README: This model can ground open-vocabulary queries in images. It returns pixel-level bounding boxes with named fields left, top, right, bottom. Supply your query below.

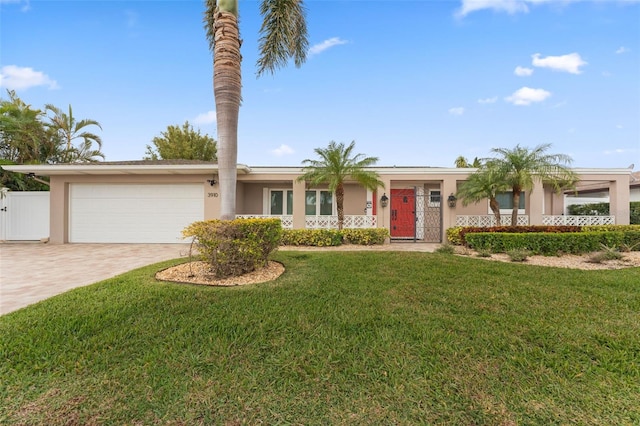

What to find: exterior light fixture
left=447, top=193, right=457, bottom=208
left=207, top=177, right=217, bottom=186
left=380, top=193, right=389, bottom=208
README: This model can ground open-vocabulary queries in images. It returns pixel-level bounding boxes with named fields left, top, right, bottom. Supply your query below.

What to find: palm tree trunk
left=336, top=184, right=344, bottom=230
left=213, top=8, right=242, bottom=220
left=511, top=190, right=521, bottom=226
left=489, top=197, right=501, bottom=225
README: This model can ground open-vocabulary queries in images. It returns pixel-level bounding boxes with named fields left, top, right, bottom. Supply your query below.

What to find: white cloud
left=0, top=65, right=58, bottom=90
left=478, top=96, right=498, bottom=104
left=308, top=37, right=348, bottom=57
left=505, top=87, right=551, bottom=106
left=448, top=107, right=465, bottom=116
left=0, top=0, right=30, bottom=12
left=193, top=110, right=216, bottom=125
left=455, top=0, right=635, bottom=18
left=615, top=46, right=629, bottom=54
left=531, top=53, right=587, bottom=74
left=514, top=66, right=534, bottom=77
left=455, top=0, right=529, bottom=17
left=272, top=144, right=294, bottom=157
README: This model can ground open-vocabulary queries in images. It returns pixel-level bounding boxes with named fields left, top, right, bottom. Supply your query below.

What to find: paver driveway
left=0, top=243, right=190, bottom=315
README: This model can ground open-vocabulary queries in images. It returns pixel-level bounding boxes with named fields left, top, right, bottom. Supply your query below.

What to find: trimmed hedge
left=280, top=228, right=389, bottom=247
left=341, top=228, right=389, bottom=245
left=183, top=218, right=282, bottom=278
left=457, top=225, right=582, bottom=246
left=280, top=229, right=343, bottom=247
left=465, top=231, right=627, bottom=255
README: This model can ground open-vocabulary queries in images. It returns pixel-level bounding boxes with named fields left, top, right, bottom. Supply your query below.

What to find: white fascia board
left=3, top=164, right=251, bottom=176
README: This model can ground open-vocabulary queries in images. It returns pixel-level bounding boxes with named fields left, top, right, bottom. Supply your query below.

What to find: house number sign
left=208, top=193, right=219, bottom=197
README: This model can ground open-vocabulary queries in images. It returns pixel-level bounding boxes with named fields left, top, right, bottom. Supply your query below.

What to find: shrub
left=183, top=218, right=282, bottom=278
left=341, top=228, right=388, bottom=245
left=446, top=227, right=464, bottom=245
left=435, top=243, right=455, bottom=254
left=506, top=248, right=531, bottom=262
left=458, top=225, right=581, bottom=246
left=280, top=229, right=343, bottom=247
left=568, top=202, right=609, bottom=216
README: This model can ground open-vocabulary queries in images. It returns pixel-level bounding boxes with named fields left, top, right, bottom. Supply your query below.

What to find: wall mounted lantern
left=207, top=177, right=218, bottom=186
left=380, top=193, right=389, bottom=208
left=447, top=193, right=457, bottom=208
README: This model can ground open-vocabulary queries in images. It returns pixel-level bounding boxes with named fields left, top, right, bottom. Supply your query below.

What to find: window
left=429, top=190, right=441, bottom=206
left=306, top=190, right=333, bottom=215
left=496, top=191, right=525, bottom=210
left=270, top=190, right=293, bottom=215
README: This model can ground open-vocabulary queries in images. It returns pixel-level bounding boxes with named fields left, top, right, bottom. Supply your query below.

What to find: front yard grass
left=1, top=251, right=639, bottom=424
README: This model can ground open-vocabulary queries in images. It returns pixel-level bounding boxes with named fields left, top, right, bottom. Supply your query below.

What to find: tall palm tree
left=456, top=164, right=510, bottom=225
left=486, top=143, right=577, bottom=225
left=45, top=104, right=104, bottom=163
left=204, top=0, right=308, bottom=220
left=297, top=141, right=384, bottom=230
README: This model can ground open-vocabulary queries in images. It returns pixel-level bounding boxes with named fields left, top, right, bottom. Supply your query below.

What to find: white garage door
left=70, top=184, right=204, bottom=243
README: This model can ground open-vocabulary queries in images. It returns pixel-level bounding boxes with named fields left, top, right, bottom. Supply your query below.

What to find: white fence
left=236, top=215, right=377, bottom=229
left=0, top=191, right=50, bottom=241
left=455, top=215, right=529, bottom=227
left=455, top=214, right=616, bottom=227
left=542, top=215, right=615, bottom=226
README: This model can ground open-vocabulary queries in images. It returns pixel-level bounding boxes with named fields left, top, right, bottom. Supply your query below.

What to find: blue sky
left=1, top=0, right=639, bottom=169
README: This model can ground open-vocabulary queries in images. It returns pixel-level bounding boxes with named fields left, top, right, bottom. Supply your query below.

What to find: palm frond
left=257, top=0, right=308, bottom=76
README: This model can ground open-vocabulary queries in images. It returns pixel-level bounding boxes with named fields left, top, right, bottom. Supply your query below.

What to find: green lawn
left=1, top=251, right=639, bottom=425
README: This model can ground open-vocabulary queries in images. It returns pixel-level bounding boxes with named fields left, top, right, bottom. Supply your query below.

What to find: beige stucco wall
left=42, top=167, right=632, bottom=244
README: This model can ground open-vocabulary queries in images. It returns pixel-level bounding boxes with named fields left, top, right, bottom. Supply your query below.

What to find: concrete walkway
left=0, top=242, right=440, bottom=316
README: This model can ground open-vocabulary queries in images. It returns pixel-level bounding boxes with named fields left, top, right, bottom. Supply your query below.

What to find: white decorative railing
left=236, top=215, right=377, bottom=229
left=306, top=215, right=377, bottom=229
left=455, top=215, right=529, bottom=227
left=542, top=215, right=615, bottom=226
left=236, top=215, right=294, bottom=229
left=455, top=215, right=616, bottom=227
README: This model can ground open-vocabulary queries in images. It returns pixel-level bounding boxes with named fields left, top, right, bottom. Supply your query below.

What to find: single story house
left=3, top=161, right=632, bottom=244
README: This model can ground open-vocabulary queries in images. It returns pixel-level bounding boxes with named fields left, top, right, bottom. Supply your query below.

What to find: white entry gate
left=0, top=191, right=50, bottom=241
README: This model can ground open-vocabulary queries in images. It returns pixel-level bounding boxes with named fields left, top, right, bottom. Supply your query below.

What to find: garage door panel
left=70, top=184, right=204, bottom=243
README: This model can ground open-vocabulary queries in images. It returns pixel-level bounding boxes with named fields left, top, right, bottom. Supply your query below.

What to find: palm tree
left=204, top=0, right=308, bottom=220
left=454, top=156, right=482, bottom=168
left=297, top=141, right=384, bottom=230
left=45, top=104, right=104, bottom=163
left=486, top=143, right=577, bottom=225
left=456, top=165, right=510, bottom=225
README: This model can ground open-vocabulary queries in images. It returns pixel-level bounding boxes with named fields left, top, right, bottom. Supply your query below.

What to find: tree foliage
left=456, top=164, right=510, bottom=224
left=45, top=104, right=104, bottom=163
left=297, top=141, right=383, bottom=230
left=144, top=121, right=217, bottom=161
left=486, top=144, right=577, bottom=225
left=0, top=90, right=105, bottom=190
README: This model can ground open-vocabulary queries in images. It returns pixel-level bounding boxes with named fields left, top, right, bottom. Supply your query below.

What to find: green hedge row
left=281, top=228, right=389, bottom=247
left=465, top=230, right=640, bottom=255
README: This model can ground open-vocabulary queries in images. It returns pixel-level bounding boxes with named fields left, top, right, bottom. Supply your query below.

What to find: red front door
left=390, top=189, right=415, bottom=238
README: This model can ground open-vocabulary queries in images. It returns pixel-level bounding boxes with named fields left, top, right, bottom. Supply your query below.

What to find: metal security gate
left=390, top=187, right=442, bottom=242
